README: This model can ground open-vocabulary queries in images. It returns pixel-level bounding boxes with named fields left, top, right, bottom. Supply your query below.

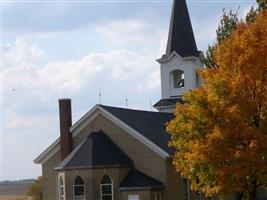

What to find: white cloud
left=3, top=38, right=159, bottom=103
left=2, top=37, right=162, bottom=179
left=192, top=15, right=220, bottom=51
left=6, top=110, right=55, bottom=132
left=95, top=19, right=157, bottom=46
left=146, top=70, right=161, bottom=90
left=4, top=37, right=46, bottom=70
left=2, top=39, right=161, bottom=166
left=158, top=31, right=168, bottom=57
left=36, top=56, right=103, bottom=92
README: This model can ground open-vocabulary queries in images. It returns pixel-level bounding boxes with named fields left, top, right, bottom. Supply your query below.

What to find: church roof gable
left=100, top=105, right=175, bottom=155
left=35, top=105, right=174, bottom=164
left=56, top=131, right=133, bottom=170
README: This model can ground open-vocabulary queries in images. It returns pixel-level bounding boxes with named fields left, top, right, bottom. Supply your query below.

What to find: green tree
left=257, top=0, right=267, bottom=10
left=27, top=176, right=43, bottom=200
left=204, top=0, right=266, bottom=68
left=204, top=9, right=239, bottom=68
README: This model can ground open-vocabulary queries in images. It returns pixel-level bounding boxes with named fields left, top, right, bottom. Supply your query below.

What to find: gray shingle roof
left=120, top=169, right=165, bottom=189
left=56, top=131, right=133, bottom=170
left=166, top=0, right=199, bottom=57
left=153, top=97, right=184, bottom=108
left=100, top=105, right=175, bottom=155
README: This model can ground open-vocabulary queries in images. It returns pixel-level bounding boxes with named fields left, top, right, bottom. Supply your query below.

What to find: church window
left=171, top=70, right=184, bottom=88
left=59, top=177, right=64, bottom=200
left=100, top=175, right=113, bottom=200
left=128, top=195, right=140, bottom=200
left=73, top=176, right=85, bottom=200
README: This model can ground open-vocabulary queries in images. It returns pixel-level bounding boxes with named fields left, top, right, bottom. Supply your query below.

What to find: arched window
left=73, top=176, right=85, bottom=200
left=100, top=175, right=113, bottom=200
left=171, top=69, right=184, bottom=88
left=59, top=177, right=64, bottom=200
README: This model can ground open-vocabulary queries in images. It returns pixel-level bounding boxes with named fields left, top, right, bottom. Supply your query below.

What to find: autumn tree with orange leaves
left=167, top=11, right=267, bottom=200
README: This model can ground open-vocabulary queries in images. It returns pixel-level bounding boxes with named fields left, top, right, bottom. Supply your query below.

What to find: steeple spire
left=166, top=0, right=199, bottom=57
left=154, top=0, right=204, bottom=113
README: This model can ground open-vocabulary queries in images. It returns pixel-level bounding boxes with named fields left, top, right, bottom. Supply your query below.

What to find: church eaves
left=165, top=0, right=199, bottom=58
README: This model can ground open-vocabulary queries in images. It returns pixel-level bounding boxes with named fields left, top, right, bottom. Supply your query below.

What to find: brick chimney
left=59, top=99, right=72, bottom=161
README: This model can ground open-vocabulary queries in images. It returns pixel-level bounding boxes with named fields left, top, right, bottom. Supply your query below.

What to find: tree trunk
left=235, top=192, right=243, bottom=200
left=248, top=181, right=257, bottom=200
left=248, top=190, right=257, bottom=200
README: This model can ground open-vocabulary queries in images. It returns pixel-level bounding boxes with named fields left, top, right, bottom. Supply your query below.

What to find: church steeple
left=154, top=0, right=203, bottom=113
left=166, top=0, right=199, bottom=57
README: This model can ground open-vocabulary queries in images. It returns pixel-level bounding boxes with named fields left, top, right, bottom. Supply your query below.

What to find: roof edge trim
left=157, top=51, right=200, bottom=64
left=98, top=106, right=169, bottom=159
left=70, top=104, right=99, bottom=133
left=119, top=186, right=165, bottom=191
left=34, top=138, right=60, bottom=164
left=55, top=164, right=133, bottom=171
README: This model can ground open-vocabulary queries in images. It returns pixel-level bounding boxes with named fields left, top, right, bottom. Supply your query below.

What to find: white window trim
left=73, top=177, right=85, bottom=200
left=60, top=184, right=64, bottom=199
left=100, top=175, right=113, bottom=200
left=58, top=177, right=65, bottom=200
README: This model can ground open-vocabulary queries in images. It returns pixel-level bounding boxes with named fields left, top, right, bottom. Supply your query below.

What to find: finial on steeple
left=166, top=0, right=199, bottom=57
left=125, top=93, right=128, bottom=108
left=98, top=86, right=102, bottom=104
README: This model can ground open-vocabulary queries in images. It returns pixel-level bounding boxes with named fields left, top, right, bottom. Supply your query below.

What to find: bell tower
left=154, top=0, right=203, bottom=113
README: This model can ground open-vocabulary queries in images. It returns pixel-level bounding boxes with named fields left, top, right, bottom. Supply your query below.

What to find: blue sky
left=2, top=0, right=255, bottom=180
